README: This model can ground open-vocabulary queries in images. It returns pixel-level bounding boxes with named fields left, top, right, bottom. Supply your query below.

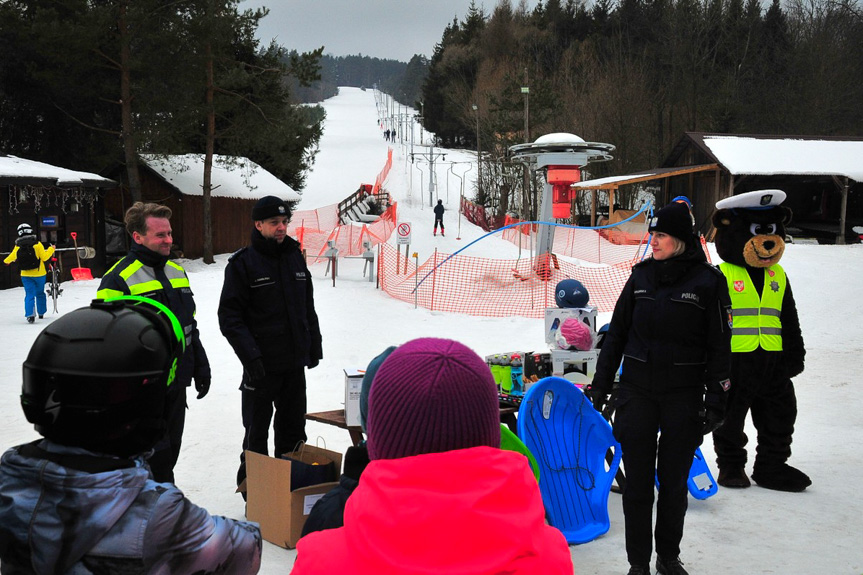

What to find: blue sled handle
left=654, top=446, right=719, bottom=500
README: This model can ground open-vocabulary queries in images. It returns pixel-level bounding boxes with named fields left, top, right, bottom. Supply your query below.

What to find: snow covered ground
left=2, top=87, right=862, bottom=574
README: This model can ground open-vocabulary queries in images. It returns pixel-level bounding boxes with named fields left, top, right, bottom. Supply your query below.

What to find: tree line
left=292, top=53, right=428, bottom=108
left=0, top=0, right=323, bottom=263
left=419, top=0, right=863, bottom=220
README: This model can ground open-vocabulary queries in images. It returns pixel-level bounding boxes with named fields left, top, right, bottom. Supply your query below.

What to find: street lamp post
left=472, top=104, right=481, bottom=200
left=522, top=69, right=531, bottom=220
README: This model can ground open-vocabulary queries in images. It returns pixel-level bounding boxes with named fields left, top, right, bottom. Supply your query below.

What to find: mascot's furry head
left=713, top=189, right=792, bottom=269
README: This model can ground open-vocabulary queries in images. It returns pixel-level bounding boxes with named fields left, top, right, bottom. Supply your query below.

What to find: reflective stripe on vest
left=719, top=262, right=785, bottom=352
left=96, top=259, right=192, bottom=345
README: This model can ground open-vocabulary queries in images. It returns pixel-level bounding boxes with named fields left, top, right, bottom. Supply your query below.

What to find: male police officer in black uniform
left=218, top=196, right=323, bottom=489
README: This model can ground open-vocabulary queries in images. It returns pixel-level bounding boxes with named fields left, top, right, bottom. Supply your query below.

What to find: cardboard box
left=544, top=307, right=598, bottom=347
left=343, top=368, right=364, bottom=427
left=550, top=349, right=598, bottom=386
left=245, top=446, right=343, bottom=549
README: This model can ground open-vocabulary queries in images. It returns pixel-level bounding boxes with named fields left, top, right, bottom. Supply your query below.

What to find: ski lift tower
left=509, top=133, right=615, bottom=279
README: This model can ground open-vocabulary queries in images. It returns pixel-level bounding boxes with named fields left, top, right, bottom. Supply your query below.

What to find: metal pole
left=413, top=251, right=419, bottom=308
left=429, top=139, right=435, bottom=207
left=473, top=104, right=481, bottom=201
left=523, top=69, right=531, bottom=220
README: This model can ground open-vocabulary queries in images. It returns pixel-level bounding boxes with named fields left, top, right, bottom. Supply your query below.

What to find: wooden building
left=574, top=132, right=863, bottom=243
left=105, top=154, right=301, bottom=261
left=1, top=156, right=117, bottom=290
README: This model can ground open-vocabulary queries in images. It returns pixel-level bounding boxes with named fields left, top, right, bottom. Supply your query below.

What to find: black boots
left=751, top=462, right=811, bottom=492
left=627, top=565, right=651, bottom=575
left=717, top=466, right=751, bottom=488
left=656, top=556, right=689, bottom=575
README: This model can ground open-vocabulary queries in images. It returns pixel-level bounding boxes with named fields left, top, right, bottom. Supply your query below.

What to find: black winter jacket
left=301, top=444, right=369, bottom=537
left=593, top=245, right=732, bottom=398
left=218, top=230, right=322, bottom=373
left=97, top=243, right=210, bottom=388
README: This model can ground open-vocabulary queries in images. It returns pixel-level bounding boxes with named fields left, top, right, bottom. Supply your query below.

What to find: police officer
left=97, top=202, right=211, bottom=483
left=587, top=200, right=732, bottom=575
left=218, top=195, right=323, bottom=491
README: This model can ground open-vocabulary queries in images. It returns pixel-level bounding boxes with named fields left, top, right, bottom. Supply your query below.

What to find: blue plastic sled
left=654, top=446, right=719, bottom=500
left=518, top=376, right=622, bottom=544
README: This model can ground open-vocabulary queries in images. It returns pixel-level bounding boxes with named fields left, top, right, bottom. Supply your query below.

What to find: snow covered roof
left=699, top=135, right=863, bottom=181
left=573, top=165, right=718, bottom=190
left=140, top=154, right=300, bottom=201
left=0, top=155, right=116, bottom=187
left=575, top=133, right=863, bottom=190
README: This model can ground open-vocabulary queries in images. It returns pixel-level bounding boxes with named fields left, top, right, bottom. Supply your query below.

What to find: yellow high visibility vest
left=719, top=262, right=785, bottom=352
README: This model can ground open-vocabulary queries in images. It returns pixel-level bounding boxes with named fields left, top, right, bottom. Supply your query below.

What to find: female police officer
left=588, top=200, right=732, bottom=575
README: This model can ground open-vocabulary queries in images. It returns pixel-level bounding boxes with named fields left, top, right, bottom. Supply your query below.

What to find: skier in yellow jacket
left=3, top=223, right=55, bottom=323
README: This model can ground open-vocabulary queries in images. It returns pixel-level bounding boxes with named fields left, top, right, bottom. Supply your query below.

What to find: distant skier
left=433, top=200, right=445, bottom=236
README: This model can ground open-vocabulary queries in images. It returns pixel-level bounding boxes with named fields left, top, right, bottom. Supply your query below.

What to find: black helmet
left=21, top=296, right=184, bottom=456
left=17, top=223, right=33, bottom=237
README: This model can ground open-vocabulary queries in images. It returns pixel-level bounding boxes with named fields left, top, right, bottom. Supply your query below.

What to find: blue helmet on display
left=555, top=279, right=589, bottom=308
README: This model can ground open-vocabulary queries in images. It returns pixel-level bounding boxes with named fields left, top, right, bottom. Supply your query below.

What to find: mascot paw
left=751, top=463, right=812, bottom=492
left=717, top=466, right=751, bottom=488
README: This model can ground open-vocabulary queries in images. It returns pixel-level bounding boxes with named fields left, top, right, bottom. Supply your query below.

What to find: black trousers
left=237, top=366, right=307, bottom=484
left=713, top=361, right=798, bottom=470
left=434, top=218, right=444, bottom=232
left=148, top=384, right=187, bottom=483
left=613, top=385, right=703, bottom=566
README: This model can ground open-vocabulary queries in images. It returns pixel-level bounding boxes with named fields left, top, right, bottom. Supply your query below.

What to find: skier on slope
left=433, top=199, right=445, bottom=236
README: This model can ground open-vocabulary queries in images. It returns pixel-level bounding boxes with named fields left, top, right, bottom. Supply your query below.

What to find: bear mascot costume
left=711, top=189, right=809, bottom=492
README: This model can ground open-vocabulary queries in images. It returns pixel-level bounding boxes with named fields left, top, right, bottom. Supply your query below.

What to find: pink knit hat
left=366, top=338, right=501, bottom=460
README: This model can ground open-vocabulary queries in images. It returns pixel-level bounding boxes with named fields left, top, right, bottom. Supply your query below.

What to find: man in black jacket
left=218, top=196, right=323, bottom=489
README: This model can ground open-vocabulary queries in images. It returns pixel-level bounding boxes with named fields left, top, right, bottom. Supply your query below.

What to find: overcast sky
left=240, top=1, right=542, bottom=62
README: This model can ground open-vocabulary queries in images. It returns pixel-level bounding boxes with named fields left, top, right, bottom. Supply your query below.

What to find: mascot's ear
left=779, top=205, right=793, bottom=225
left=712, top=209, right=733, bottom=228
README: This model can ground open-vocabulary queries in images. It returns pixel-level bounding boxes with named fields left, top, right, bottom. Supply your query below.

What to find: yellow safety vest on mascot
left=719, top=262, right=785, bottom=352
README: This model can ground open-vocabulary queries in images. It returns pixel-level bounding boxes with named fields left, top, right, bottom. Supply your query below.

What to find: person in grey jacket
left=0, top=297, right=261, bottom=574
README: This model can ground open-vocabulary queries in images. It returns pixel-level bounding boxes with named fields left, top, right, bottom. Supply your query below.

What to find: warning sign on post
left=396, top=222, right=412, bottom=245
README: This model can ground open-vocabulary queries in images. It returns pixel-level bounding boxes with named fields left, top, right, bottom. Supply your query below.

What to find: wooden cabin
left=1, top=155, right=117, bottom=289
left=104, top=155, right=301, bottom=261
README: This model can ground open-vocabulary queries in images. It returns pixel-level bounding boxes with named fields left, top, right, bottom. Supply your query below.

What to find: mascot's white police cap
left=715, top=189, right=786, bottom=210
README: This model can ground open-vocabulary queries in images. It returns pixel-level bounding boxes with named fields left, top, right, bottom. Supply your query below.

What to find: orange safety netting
left=376, top=215, right=715, bottom=318
left=377, top=234, right=639, bottom=317
left=499, top=217, right=651, bottom=267
left=303, top=204, right=398, bottom=261
left=288, top=149, right=397, bottom=259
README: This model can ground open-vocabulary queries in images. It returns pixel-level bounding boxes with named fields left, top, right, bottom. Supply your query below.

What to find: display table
left=306, top=405, right=520, bottom=446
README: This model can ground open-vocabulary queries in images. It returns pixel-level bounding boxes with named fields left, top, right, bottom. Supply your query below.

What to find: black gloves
left=195, top=377, right=210, bottom=400
left=308, top=357, right=320, bottom=369
left=583, top=384, right=610, bottom=415
left=702, top=380, right=729, bottom=434
left=246, top=358, right=266, bottom=382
